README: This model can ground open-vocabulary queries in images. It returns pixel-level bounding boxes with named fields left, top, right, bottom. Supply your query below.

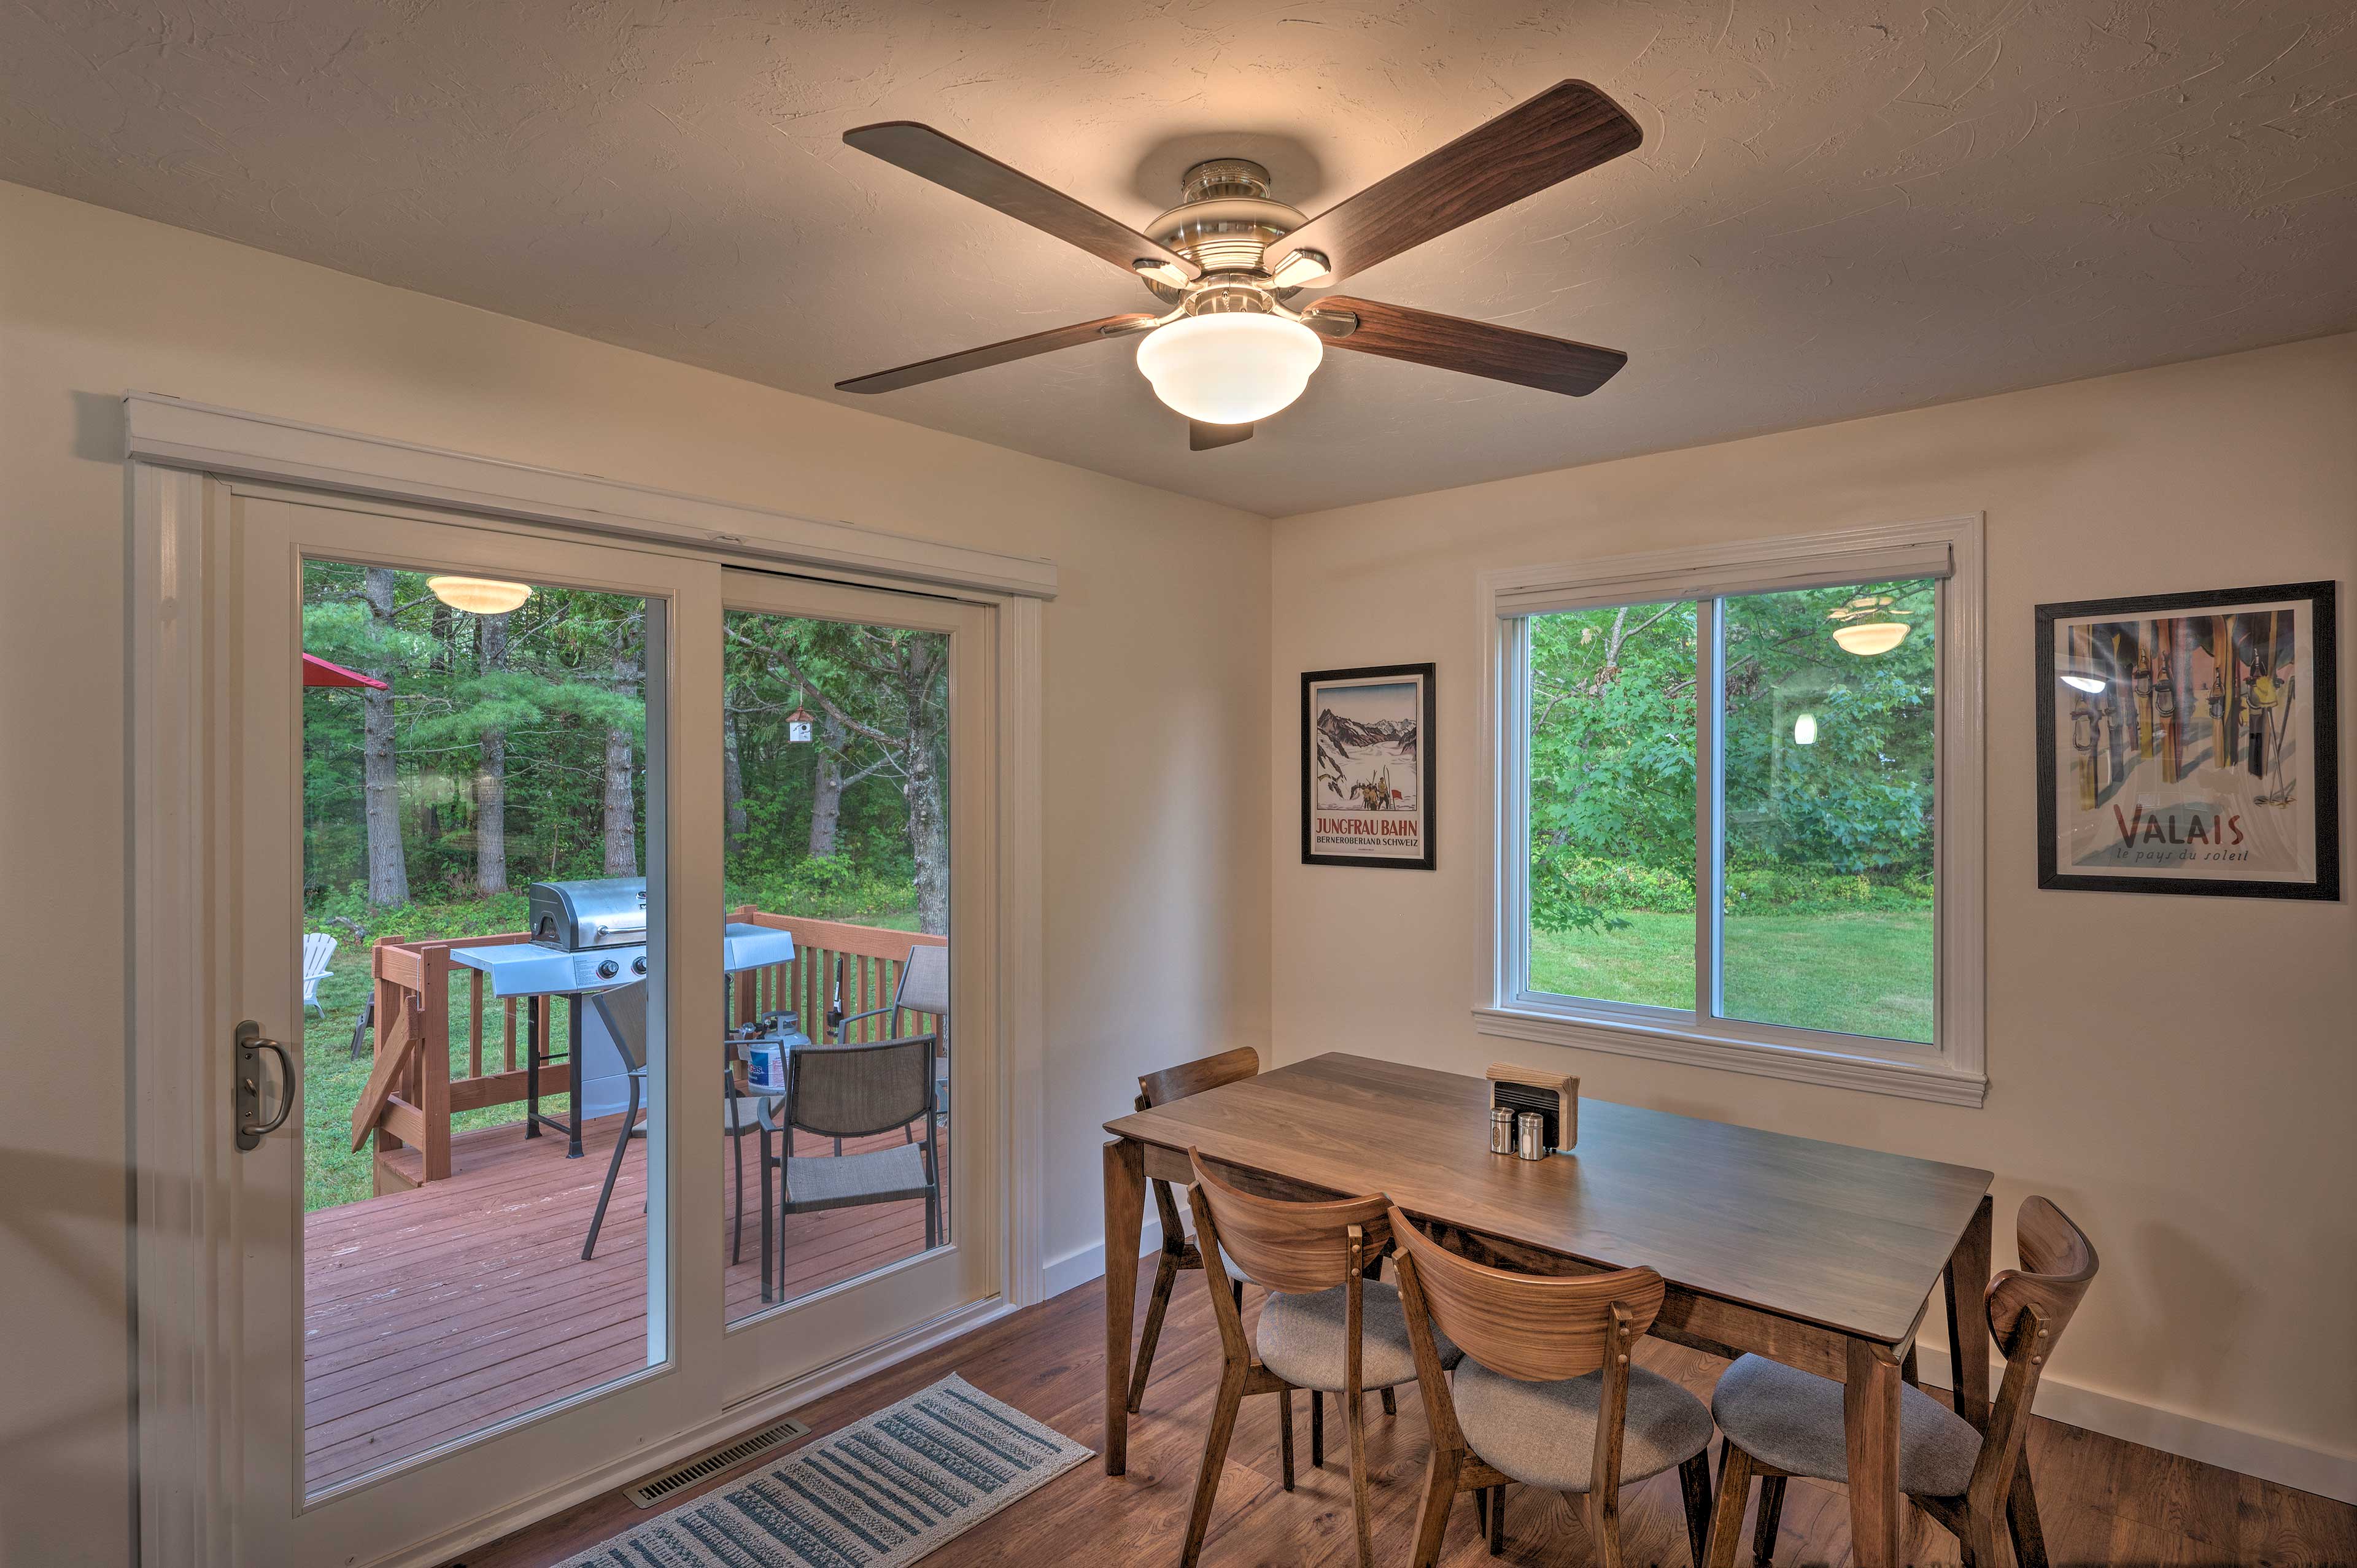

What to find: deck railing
left=355, top=911, right=945, bottom=1192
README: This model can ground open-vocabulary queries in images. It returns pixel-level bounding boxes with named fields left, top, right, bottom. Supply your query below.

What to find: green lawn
left=301, top=906, right=926, bottom=1213
left=1530, top=908, right=1934, bottom=1044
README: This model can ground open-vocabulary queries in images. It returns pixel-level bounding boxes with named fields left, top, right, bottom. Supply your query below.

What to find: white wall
left=0, top=178, right=1271, bottom=1566
left=1268, top=333, right=2357, bottom=1497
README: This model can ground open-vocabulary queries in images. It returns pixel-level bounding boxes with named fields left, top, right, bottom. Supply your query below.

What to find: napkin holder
left=1486, top=1063, right=1578, bottom=1153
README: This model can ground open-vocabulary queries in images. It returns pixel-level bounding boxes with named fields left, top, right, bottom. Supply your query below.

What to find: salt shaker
left=1490, top=1106, right=1517, bottom=1155
left=1514, top=1110, right=1546, bottom=1160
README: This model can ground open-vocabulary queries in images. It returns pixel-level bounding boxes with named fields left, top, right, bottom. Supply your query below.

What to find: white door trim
left=125, top=399, right=1053, bottom=1568
left=123, top=391, right=1060, bottom=600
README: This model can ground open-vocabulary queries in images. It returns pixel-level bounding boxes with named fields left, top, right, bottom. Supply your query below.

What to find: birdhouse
left=787, top=706, right=815, bottom=744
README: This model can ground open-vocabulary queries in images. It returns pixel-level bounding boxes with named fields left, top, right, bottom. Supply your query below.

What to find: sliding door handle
left=234, top=1019, right=295, bottom=1151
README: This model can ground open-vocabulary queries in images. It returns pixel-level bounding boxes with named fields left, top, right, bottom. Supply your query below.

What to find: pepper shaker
left=1490, top=1106, right=1517, bottom=1155
left=1514, top=1110, right=1546, bottom=1161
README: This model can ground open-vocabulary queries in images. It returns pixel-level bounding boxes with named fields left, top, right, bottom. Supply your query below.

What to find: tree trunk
left=807, top=712, right=846, bottom=859
left=901, top=644, right=950, bottom=936
left=722, top=696, right=748, bottom=859
left=361, top=568, right=411, bottom=907
left=603, top=613, right=642, bottom=876
left=474, top=611, right=510, bottom=894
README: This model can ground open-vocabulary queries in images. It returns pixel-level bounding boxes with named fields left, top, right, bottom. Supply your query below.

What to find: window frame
left=1477, top=516, right=1987, bottom=1106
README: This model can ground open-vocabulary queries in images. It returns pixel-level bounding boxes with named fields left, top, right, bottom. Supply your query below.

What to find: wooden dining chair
left=1123, top=1045, right=1261, bottom=1415
left=1180, top=1151, right=1455, bottom=1568
left=1387, top=1207, right=1716, bottom=1568
left=1705, top=1196, right=2099, bottom=1568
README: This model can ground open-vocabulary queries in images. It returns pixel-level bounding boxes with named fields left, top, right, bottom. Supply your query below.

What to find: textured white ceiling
left=5, top=1, right=2353, bottom=516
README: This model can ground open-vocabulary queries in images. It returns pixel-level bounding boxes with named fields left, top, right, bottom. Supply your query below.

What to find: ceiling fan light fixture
left=1827, top=593, right=1910, bottom=657
left=425, top=575, right=533, bottom=615
left=1135, top=313, right=1323, bottom=425
left=1831, top=619, right=1911, bottom=656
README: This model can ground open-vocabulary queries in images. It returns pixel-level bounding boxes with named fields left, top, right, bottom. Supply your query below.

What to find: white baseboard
left=1042, top=1232, right=2355, bottom=1507
left=1042, top=1217, right=1166, bottom=1300
left=1912, top=1343, right=2356, bottom=1505
left=377, top=1296, right=1016, bottom=1568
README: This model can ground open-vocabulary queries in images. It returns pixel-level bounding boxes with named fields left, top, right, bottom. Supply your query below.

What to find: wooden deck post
left=371, top=938, right=401, bottom=1195
left=420, top=945, right=452, bottom=1181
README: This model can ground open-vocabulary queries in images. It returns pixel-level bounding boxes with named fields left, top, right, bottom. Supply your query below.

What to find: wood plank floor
left=453, top=1253, right=2356, bottom=1568
left=304, top=1111, right=943, bottom=1493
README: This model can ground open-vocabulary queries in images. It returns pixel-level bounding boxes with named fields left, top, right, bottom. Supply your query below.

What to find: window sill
left=1471, top=1005, right=1988, bottom=1108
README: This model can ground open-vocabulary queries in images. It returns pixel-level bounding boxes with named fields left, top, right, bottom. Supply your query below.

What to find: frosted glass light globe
left=1793, top=713, right=1818, bottom=745
left=426, top=576, right=534, bottom=615
left=1136, top=314, right=1323, bottom=425
left=1830, top=620, right=1910, bottom=657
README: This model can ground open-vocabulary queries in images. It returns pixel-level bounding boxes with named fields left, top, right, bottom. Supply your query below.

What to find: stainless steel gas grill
left=451, top=877, right=798, bottom=1157
left=530, top=876, right=647, bottom=952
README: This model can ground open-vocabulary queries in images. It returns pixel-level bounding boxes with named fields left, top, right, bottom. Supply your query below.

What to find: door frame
left=125, top=395, right=1052, bottom=1568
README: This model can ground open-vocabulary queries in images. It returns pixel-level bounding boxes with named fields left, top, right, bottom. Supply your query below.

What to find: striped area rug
left=564, top=1376, right=1092, bottom=1567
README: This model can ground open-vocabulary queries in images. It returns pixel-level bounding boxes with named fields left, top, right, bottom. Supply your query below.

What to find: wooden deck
left=303, top=1111, right=941, bottom=1493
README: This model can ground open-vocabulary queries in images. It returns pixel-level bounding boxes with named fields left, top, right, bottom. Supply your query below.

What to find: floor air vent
left=623, top=1416, right=813, bottom=1508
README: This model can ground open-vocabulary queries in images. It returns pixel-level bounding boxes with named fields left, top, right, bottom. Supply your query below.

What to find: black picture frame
left=1301, top=662, right=1437, bottom=870
left=2035, top=581, right=2339, bottom=900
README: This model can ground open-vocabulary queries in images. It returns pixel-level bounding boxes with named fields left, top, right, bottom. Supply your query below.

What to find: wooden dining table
left=1102, top=1052, right=1997, bottom=1568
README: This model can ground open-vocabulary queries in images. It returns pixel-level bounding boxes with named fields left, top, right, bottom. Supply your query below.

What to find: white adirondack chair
left=302, top=933, right=338, bottom=1016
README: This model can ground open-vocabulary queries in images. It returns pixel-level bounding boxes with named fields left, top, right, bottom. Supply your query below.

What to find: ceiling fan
left=834, top=80, right=1643, bottom=451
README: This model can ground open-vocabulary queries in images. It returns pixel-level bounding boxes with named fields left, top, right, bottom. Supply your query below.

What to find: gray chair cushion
left=1712, top=1353, right=1981, bottom=1498
left=782, top=1141, right=931, bottom=1212
left=1255, top=1278, right=1458, bottom=1393
left=1452, top=1359, right=1714, bottom=1492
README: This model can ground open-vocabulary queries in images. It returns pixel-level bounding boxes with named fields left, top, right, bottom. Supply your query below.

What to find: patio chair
left=581, top=979, right=776, bottom=1267
left=828, top=943, right=949, bottom=1146
left=301, top=933, right=337, bottom=1017
left=775, top=1034, right=942, bottom=1257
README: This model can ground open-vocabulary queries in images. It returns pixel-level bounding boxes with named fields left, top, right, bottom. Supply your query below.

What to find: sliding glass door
left=217, top=490, right=998, bottom=1563
left=714, top=569, right=996, bottom=1402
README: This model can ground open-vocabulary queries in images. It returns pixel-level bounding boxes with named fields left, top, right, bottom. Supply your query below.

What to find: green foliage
left=307, top=886, right=533, bottom=948
left=302, top=562, right=652, bottom=902
left=724, top=857, right=918, bottom=924
left=1525, top=581, right=1937, bottom=925
left=1533, top=852, right=1930, bottom=917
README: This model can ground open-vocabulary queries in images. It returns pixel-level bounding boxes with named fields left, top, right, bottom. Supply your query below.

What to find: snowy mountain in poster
left=1314, top=682, right=1419, bottom=813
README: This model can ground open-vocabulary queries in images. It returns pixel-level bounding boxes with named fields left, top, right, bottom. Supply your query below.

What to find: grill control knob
left=597, top=959, right=619, bottom=979
left=631, top=956, right=648, bottom=975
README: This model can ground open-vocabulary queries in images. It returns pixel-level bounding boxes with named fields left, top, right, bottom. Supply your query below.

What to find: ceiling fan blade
left=836, top=313, right=1160, bottom=394
left=1275, top=81, right=1641, bottom=288
left=845, top=122, right=1199, bottom=281
left=1309, top=297, right=1627, bottom=396
left=1189, top=420, right=1254, bottom=452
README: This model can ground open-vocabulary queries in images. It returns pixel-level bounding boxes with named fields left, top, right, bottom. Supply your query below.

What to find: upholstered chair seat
left=1711, top=1353, right=1980, bottom=1497
left=1256, top=1277, right=1458, bottom=1392
left=1454, top=1359, right=1714, bottom=1493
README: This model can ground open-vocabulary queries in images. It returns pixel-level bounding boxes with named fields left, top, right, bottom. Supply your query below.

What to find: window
left=1481, top=519, right=1985, bottom=1105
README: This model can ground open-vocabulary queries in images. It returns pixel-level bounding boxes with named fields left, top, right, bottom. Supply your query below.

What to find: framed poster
left=1302, top=663, right=1436, bottom=869
left=2036, top=581, right=2339, bottom=899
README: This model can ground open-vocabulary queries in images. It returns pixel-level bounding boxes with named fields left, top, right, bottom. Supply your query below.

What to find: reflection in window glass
left=1524, top=601, right=1698, bottom=1008
left=1719, top=580, right=1937, bottom=1043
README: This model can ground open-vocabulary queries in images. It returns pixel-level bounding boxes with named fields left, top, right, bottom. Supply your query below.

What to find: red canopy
left=303, top=653, right=389, bottom=690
